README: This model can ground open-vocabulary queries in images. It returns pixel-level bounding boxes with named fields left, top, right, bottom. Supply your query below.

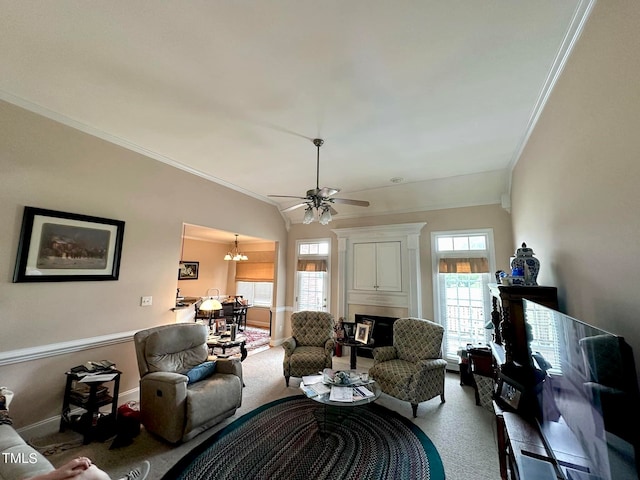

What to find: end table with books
left=60, top=362, right=121, bottom=444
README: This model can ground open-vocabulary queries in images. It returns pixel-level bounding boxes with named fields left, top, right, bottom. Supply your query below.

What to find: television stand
left=494, top=401, right=559, bottom=480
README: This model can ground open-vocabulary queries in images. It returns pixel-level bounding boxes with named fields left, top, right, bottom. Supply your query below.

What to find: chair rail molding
left=0, top=330, right=138, bottom=366
left=332, top=223, right=426, bottom=320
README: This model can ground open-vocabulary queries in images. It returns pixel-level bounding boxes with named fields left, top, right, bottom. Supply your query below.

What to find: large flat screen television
left=524, top=299, right=640, bottom=480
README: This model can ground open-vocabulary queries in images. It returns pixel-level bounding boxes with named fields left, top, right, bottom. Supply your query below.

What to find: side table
left=60, top=369, right=121, bottom=444
left=335, top=339, right=375, bottom=369
left=468, top=346, right=494, bottom=407
left=207, top=335, right=248, bottom=361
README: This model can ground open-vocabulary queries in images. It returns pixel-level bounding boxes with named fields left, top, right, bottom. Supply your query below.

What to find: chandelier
left=224, top=234, right=248, bottom=261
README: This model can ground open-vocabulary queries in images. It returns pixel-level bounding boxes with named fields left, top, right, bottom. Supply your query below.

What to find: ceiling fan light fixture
left=319, top=205, right=332, bottom=225
left=303, top=206, right=314, bottom=224
left=268, top=138, right=369, bottom=225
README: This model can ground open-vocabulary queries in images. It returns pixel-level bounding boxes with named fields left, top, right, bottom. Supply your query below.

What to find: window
left=236, top=281, right=273, bottom=307
left=432, top=230, right=495, bottom=364
left=234, top=249, right=275, bottom=307
left=295, top=240, right=330, bottom=312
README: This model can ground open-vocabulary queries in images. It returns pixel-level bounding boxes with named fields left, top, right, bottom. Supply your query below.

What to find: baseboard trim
left=16, top=388, right=140, bottom=439
left=0, top=330, right=138, bottom=366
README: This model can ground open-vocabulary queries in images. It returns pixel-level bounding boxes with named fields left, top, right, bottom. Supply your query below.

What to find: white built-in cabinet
left=353, top=241, right=402, bottom=292
left=333, top=223, right=426, bottom=319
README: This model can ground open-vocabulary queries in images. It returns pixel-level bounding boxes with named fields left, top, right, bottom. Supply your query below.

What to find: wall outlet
left=140, top=296, right=153, bottom=307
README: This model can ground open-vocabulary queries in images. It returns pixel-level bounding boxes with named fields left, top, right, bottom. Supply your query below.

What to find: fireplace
left=353, top=314, right=400, bottom=358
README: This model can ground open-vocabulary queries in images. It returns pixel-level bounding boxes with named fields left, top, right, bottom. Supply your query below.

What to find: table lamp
left=199, top=298, right=223, bottom=328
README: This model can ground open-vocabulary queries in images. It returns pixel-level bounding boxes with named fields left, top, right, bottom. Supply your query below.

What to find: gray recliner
left=134, top=323, right=242, bottom=443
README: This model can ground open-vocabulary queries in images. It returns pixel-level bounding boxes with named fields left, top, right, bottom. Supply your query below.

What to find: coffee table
left=302, top=371, right=381, bottom=435
left=207, top=334, right=247, bottom=361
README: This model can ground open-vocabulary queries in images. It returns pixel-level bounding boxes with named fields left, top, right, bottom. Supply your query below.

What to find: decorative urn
left=510, top=242, right=540, bottom=286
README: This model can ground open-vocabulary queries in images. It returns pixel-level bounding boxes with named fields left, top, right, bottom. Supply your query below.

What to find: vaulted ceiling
left=0, top=1, right=590, bottom=224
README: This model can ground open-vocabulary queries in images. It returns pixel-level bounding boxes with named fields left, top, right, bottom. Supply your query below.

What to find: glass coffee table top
left=301, top=369, right=381, bottom=407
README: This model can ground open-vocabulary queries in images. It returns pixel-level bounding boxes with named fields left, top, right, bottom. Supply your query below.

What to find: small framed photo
left=355, top=323, right=370, bottom=344
left=343, top=323, right=355, bottom=339
left=13, top=207, right=125, bottom=283
left=215, top=318, right=227, bottom=335
left=498, top=378, right=523, bottom=410
left=358, top=319, right=375, bottom=342
left=178, top=261, right=199, bottom=280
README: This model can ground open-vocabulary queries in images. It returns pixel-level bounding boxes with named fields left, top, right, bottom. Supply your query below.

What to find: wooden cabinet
left=333, top=223, right=425, bottom=318
left=353, top=241, right=401, bottom=292
left=494, top=401, right=549, bottom=480
left=489, top=284, right=558, bottom=367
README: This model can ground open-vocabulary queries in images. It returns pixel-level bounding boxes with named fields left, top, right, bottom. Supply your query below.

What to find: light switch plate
left=140, top=296, right=153, bottom=306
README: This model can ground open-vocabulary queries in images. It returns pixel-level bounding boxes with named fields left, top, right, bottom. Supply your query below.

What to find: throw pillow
left=184, top=361, right=217, bottom=385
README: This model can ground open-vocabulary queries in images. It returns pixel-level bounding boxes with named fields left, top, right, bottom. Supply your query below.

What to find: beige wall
left=178, top=239, right=230, bottom=298
left=286, top=204, right=514, bottom=334
left=511, top=1, right=640, bottom=373
left=0, top=100, right=288, bottom=428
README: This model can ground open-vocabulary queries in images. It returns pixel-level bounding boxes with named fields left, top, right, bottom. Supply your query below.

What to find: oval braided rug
left=163, top=395, right=445, bottom=480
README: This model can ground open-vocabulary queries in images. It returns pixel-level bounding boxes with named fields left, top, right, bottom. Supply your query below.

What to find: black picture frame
left=13, top=207, right=125, bottom=283
left=343, top=322, right=355, bottom=339
left=178, top=261, right=199, bottom=280
left=497, top=377, right=523, bottom=410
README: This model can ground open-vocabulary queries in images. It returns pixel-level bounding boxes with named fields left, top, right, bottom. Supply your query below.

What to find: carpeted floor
left=31, top=347, right=500, bottom=480
left=162, top=395, right=444, bottom=480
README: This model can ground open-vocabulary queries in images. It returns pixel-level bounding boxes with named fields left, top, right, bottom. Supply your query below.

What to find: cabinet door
left=375, top=242, right=402, bottom=291
left=353, top=242, right=402, bottom=292
left=353, top=243, right=377, bottom=290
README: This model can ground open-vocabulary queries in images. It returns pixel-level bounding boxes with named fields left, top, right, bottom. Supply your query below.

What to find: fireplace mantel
left=332, top=223, right=426, bottom=321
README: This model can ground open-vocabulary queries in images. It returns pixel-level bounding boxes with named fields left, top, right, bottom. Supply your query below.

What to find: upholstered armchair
left=282, top=311, right=335, bottom=386
left=369, top=317, right=447, bottom=417
left=133, top=323, right=243, bottom=443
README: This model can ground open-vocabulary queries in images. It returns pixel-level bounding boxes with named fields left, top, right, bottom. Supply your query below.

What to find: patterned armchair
left=369, top=317, right=447, bottom=417
left=282, top=311, right=335, bottom=386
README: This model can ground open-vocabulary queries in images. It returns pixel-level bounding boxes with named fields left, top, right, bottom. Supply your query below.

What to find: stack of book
left=69, top=383, right=111, bottom=407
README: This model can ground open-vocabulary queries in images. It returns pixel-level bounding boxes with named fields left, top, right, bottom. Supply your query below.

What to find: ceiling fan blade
left=268, top=194, right=307, bottom=200
left=281, top=202, right=309, bottom=213
left=329, top=206, right=339, bottom=215
left=319, top=187, right=340, bottom=198
left=331, top=198, right=370, bottom=207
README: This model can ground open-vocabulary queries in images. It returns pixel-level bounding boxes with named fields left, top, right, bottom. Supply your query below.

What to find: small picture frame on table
left=215, top=318, right=227, bottom=335
left=355, top=323, right=370, bottom=344
left=343, top=323, right=355, bottom=339
left=358, top=319, right=375, bottom=342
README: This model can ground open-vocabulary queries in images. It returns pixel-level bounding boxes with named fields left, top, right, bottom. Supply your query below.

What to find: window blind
left=235, top=251, right=275, bottom=282
left=438, top=257, right=489, bottom=273
left=297, top=259, right=328, bottom=272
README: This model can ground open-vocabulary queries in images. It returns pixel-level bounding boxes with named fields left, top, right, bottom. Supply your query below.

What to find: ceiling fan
left=269, top=138, right=369, bottom=225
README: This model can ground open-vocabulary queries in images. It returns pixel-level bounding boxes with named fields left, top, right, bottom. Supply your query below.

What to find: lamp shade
left=200, top=298, right=222, bottom=311
left=303, top=206, right=314, bottom=224
left=319, top=206, right=332, bottom=225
